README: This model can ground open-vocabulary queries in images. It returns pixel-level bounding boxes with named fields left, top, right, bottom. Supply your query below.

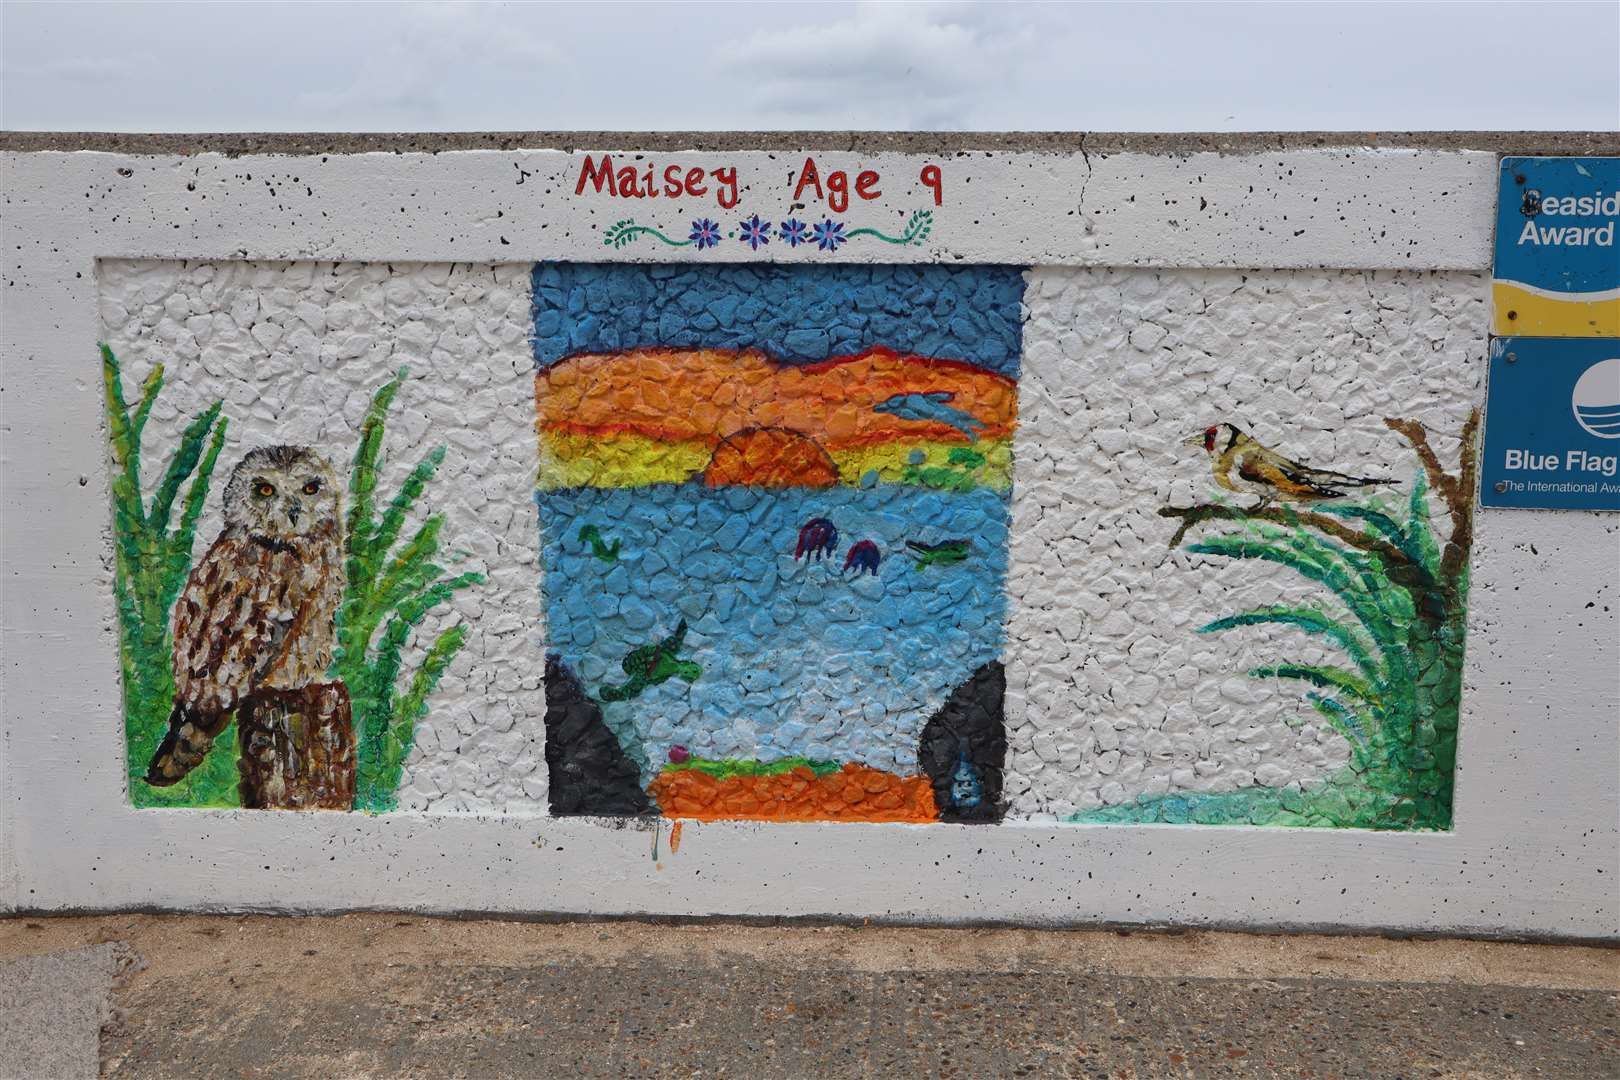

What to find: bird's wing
left=1238, top=448, right=1344, bottom=498
left=152, top=534, right=296, bottom=786
left=171, top=535, right=294, bottom=713
left=1253, top=444, right=1390, bottom=489
left=1286, top=464, right=1392, bottom=488
left=923, top=391, right=955, bottom=403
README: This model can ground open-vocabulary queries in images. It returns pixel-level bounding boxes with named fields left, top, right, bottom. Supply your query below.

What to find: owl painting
left=144, top=445, right=354, bottom=810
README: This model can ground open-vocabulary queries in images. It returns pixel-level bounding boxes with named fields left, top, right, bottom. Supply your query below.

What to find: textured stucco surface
left=1008, top=267, right=1483, bottom=816
left=100, top=260, right=1486, bottom=820
left=98, top=260, right=542, bottom=812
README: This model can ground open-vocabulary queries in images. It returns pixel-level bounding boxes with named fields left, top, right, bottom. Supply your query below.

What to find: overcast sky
left=3, top=1, right=1617, bottom=132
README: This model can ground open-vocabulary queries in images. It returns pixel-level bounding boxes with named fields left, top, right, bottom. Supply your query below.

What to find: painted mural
left=534, top=264, right=1021, bottom=822
left=105, top=348, right=479, bottom=811
left=98, top=257, right=1477, bottom=831
left=1076, top=412, right=1477, bottom=829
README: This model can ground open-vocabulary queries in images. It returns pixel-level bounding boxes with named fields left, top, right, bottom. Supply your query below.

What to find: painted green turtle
left=600, top=619, right=702, bottom=702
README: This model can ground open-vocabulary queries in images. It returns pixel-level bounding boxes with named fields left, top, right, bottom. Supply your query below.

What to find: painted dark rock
left=917, top=660, right=1006, bottom=823
left=544, top=653, right=653, bottom=817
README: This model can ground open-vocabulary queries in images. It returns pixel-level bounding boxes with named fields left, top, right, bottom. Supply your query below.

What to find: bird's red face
left=1186, top=424, right=1224, bottom=453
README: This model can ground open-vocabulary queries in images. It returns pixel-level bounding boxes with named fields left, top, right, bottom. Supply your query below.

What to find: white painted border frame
left=2, top=147, right=1615, bottom=939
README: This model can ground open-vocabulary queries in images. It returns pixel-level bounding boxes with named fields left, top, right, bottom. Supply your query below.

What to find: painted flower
left=738, top=214, right=772, bottom=250
left=813, top=219, right=847, bottom=251
left=779, top=218, right=810, bottom=247
left=689, top=218, right=722, bottom=250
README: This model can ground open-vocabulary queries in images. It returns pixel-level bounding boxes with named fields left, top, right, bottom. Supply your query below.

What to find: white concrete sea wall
left=2, top=138, right=1614, bottom=938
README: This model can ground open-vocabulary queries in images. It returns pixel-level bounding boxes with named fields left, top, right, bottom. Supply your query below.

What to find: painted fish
left=578, top=524, right=621, bottom=562
left=906, top=539, right=972, bottom=568
left=795, top=517, right=838, bottom=561
left=873, top=391, right=988, bottom=443
left=843, top=539, right=881, bottom=577
left=600, top=619, right=702, bottom=703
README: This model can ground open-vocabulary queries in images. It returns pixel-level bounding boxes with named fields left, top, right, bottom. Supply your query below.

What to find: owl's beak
left=285, top=503, right=301, bottom=526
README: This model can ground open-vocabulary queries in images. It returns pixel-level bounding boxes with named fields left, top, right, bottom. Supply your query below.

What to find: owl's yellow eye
left=255, top=482, right=276, bottom=498
left=302, top=480, right=321, bottom=495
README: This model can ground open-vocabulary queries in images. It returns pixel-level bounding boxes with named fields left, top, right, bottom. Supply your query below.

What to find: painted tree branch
left=1383, top=408, right=1479, bottom=580
left=1157, top=503, right=1415, bottom=571
left=1383, top=417, right=1453, bottom=503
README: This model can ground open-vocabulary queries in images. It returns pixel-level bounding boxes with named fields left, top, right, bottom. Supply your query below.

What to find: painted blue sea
left=538, top=482, right=1009, bottom=780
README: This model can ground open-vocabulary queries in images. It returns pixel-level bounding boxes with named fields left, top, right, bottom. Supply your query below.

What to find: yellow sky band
left=537, top=430, right=1014, bottom=491
left=1491, top=281, right=1620, bottom=337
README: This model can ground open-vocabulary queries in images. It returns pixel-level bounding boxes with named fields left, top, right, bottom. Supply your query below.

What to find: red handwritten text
left=792, top=157, right=884, bottom=213
left=574, top=155, right=740, bottom=209
left=571, top=153, right=945, bottom=211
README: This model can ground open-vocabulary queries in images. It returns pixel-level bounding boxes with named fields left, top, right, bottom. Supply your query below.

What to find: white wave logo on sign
left=1572, top=357, right=1620, bottom=439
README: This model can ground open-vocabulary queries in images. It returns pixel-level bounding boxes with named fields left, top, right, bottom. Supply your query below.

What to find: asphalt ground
left=2, top=915, right=1615, bottom=1079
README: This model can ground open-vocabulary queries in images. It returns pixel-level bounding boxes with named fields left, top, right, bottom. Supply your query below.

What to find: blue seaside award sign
left=1481, top=157, right=1620, bottom=511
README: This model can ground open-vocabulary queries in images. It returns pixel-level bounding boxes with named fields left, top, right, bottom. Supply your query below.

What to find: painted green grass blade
left=1277, top=528, right=1414, bottom=662
left=1199, top=606, right=1383, bottom=684
left=101, top=345, right=152, bottom=551
left=372, top=562, right=446, bottom=633
left=1191, top=531, right=1408, bottom=694
left=148, top=401, right=225, bottom=539
left=336, top=365, right=483, bottom=813
left=1404, top=468, right=1443, bottom=574
left=346, top=368, right=409, bottom=578
left=102, top=344, right=238, bottom=807
left=371, top=446, right=446, bottom=568
left=373, top=515, right=445, bottom=609
left=395, top=624, right=467, bottom=734
left=129, top=364, right=165, bottom=446
left=1313, top=502, right=1430, bottom=572
left=1250, top=663, right=1378, bottom=704
left=101, top=344, right=138, bottom=471
left=161, top=415, right=228, bottom=610
left=350, top=571, right=481, bottom=800
left=355, top=622, right=465, bottom=811
left=397, top=573, right=485, bottom=626
left=1305, top=692, right=1371, bottom=748
left=1188, top=533, right=1401, bottom=657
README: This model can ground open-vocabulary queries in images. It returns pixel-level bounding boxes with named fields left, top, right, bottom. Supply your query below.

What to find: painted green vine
left=604, top=210, right=933, bottom=251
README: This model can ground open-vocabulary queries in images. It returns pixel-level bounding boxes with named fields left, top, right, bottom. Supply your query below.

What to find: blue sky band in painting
left=532, top=263, right=1026, bottom=376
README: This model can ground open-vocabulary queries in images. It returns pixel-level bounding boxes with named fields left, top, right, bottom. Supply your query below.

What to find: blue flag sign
left=1480, top=337, right=1620, bottom=511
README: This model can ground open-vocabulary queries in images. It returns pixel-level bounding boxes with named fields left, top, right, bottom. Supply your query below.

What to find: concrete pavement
left=2, top=915, right=1615, bottom=1078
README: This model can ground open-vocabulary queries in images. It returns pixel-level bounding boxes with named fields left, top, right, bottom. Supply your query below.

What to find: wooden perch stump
left=237, top=682, right=355, bottom=810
